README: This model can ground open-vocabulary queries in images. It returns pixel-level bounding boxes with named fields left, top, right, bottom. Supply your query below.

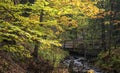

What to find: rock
left=87, top=69, right=95, bottom=73
left=74, top=60, right=83, bottom=66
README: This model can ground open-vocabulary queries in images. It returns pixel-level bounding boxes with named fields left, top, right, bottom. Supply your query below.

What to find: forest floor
left=0, top=50, right=55, bottom=73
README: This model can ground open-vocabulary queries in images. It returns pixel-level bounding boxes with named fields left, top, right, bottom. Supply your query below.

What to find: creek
left=62, top=55, right=103, bottom=73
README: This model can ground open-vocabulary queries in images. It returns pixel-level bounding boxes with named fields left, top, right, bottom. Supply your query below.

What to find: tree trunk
left=101, top=1, right=106, bottom=51
left=108, top=0, right=114, bottom=55
left=39, top=9, right=44, bottom=26
left=32, top=41, right=40, bottom=62
left=13, top=0, right=20, bottom=5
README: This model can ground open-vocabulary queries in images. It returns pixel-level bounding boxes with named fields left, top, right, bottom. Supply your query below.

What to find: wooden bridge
left=63, top=39, right=102, bottom=57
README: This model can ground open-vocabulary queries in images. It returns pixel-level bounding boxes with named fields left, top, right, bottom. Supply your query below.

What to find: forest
left=0, top=0, right=120, bottom=73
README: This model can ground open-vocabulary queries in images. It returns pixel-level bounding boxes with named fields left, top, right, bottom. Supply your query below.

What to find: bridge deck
left=63, top=39, right=102, bottom=57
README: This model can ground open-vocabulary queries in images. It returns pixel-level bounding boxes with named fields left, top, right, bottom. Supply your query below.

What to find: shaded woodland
left=0, top=0, right=120, bottom=73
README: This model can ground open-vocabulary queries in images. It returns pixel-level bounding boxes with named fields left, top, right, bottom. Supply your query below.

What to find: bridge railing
left=63, top=39, right=83, bottom=49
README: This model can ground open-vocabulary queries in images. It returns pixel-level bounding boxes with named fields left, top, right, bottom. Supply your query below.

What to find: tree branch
left=2, top=6, right=16, bottom=19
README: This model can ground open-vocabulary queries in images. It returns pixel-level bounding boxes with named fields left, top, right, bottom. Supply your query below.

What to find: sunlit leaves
left=58, top=16, right=77, bottom=29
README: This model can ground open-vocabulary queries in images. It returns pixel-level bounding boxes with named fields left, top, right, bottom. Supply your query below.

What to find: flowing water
left=62, top=56, right=103, bottom=73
